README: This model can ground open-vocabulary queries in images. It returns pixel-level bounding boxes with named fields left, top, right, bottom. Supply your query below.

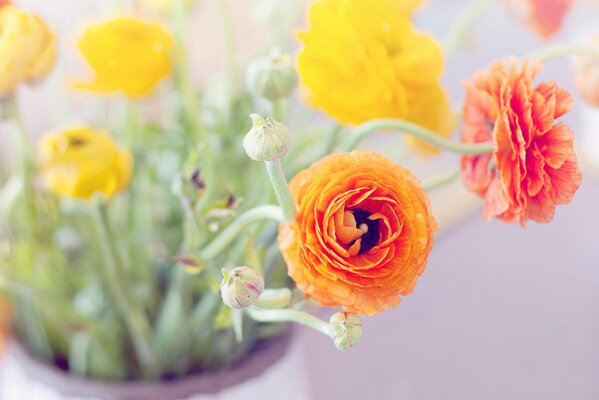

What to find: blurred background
left=1, top=0, right=599, bottom=399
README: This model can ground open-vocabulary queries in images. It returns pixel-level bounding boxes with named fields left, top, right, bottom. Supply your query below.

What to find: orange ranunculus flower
left=278, top=150, right=437, bottom=316
left=461, top=59, right=582, bottom=226
left=503, top=0, right=572, bottom=39
left=573, top=32, right=599, bottom=108
left=0, top=296, right=11, bottom=356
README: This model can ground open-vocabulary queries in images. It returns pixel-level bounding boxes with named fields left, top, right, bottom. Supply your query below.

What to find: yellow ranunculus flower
left=40, top=127, right=133, bottom=200
left=74, top=17, right=173, bottom=97
left=0, top=4, right=56, bottom=95
left=297, top=0, right=455, bottom=153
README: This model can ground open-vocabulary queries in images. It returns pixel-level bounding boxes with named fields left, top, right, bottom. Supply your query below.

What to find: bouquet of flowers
left=0, top=0, right=594, bottom=388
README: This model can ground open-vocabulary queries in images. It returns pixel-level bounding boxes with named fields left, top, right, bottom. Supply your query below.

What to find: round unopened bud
left=329, top=312, right=362, bottom=351
left=243, top=113, right=292, bottom=161
left=220, top=266, right=265, bottom=310
left=246, top=52, right=298, bottom=102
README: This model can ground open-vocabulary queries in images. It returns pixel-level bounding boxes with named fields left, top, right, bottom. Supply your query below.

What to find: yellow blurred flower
left=297, top=0, right=455, bottom=153
left=0, top=296, right=10, bottom=357
left=40, top=127, right=133, bottom=200
left=74, top=17, right=173, bottom=97
left=145, top=0, right=198, bottom=13
left=0, top=4, right=56, bottom=96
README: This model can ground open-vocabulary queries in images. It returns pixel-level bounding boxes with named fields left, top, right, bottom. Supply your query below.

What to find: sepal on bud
left=243, top=114, right=292, bottom=162
left=329, top=312, right=362, bottom=351
left=220, top=266, right=265, bottom=310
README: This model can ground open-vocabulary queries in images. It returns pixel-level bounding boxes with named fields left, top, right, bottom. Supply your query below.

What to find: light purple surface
left=299, top=179, right=599, bottom=400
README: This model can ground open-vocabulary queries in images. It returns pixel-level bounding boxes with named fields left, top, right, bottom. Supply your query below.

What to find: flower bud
left=329, top=312, right=362, bottom=351
left=246, top=52, right=298, bottom=102
left=243, top=113, right=292, bottom=161
left=220, top=266, right=265, bottom=310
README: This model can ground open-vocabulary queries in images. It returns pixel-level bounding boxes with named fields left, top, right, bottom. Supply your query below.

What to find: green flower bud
left=220, top=266, right=265, bottom=310
left=243, top=113, right=292, bottom=161
left=246, top=52, right=298, bottom=102
left=329, top=312, right=362, bottom=351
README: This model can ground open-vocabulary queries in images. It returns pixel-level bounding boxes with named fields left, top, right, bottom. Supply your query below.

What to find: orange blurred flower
left=461, top=59, right=581, bottom=226
left=0, top=296, right=11, bottom=356
left=573, top=32, right=599, bottom=108
left=278, top=151, right=437, bottom=316
left=504, top=0, right=572, bottom=39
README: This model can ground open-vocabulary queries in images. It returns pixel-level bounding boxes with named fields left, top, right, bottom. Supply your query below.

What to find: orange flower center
left=334, top=208, right=380, bottom=255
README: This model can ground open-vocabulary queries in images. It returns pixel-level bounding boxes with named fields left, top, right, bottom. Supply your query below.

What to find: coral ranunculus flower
left=573, top=32, right=599, bottom=108
left=297, top=0, right=455, bottom=153
left=74, top=17, right=173, bottom=97
left=41, top=127, right=133, bottom=200
left=461, top=59, right=582, bottom=225
left=0, top=5, right=56, bottom=95
left=504, top=0, right=572, bottom=39
left=0, top=296, right=10, bottom=357
left=278, top=151, right=437, bottom=316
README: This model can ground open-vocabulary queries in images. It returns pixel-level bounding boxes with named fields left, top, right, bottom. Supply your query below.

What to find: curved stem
left=344, top=118, right=493, bottom=155
left=199, top=205, right=284, bottom=260
left=527, top=45, right=599, bottom=62
left=444, top=0, right=496, bottom=61
left=255, top=288, right=292, bottom=309
left=423, top=169, right=460, bottom=191
left=247, top=308, right=330, bottom=337
left=265, top=160, right=297, bottom=220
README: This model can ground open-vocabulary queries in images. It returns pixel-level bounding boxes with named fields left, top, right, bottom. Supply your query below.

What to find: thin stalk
left=199, top=205, right=284, bottom=260
left=265, top=160, right=296, bottom=220
left=254, top=288, right=292, bottom=309
left=272, top=100, right=286, bottom=122
left=527, top=45, right=599, bottom=62
left=444, top=0, right=496, bottom=61
left=217, top=0, right=239, bottom=98
left=247, top=307, right=330, bottom=337
left=91, top=202, right=159, bottom=378
left=423, top=169, right=460, bottom=191
left=344, top=118, right=493, bottom=155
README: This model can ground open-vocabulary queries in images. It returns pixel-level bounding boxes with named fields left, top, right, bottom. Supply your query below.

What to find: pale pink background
left=2, top=1, right=599, bottom=399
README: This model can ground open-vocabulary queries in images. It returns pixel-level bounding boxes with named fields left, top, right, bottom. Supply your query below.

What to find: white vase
left=0, top=332, right=311, bottom=400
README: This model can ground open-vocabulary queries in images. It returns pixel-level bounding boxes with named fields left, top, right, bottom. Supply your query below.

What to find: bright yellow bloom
left=74, top=17, right=173, bottom=97
left=298, top=0, right=455, bottom=153
left=0, top=4, right=56, bottom=95
left=40, top=127, right=133, bottom=200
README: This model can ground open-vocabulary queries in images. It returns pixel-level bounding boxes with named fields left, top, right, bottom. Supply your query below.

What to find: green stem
left=265, top=160, right=296, bottom=220
left=344, top=118, right=493, bottom=155
left=527, top=45, right=599, bottom=62
left=444, top=0, right=496, bottom=61
left=247, top=307, right=330, bottom=337
left=91, top=202, right=159, bottom=378
left=272, top=100, right=286, bottom=122
left=254, top=288, right=292, bottom=309
left=423, top=169, right=460, bottom=191
left=217, top=0, right=239, bottom=99
left=199, top=205, right=284, bottom=260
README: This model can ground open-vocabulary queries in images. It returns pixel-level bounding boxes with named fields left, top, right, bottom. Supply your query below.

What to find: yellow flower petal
left=74, top=17, right=173, bottom=97
left=40, top=127, right=133, bottom=200
left=0, top=5, right=56, bottom=95
left=297, top=0, right=454, bottom=154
